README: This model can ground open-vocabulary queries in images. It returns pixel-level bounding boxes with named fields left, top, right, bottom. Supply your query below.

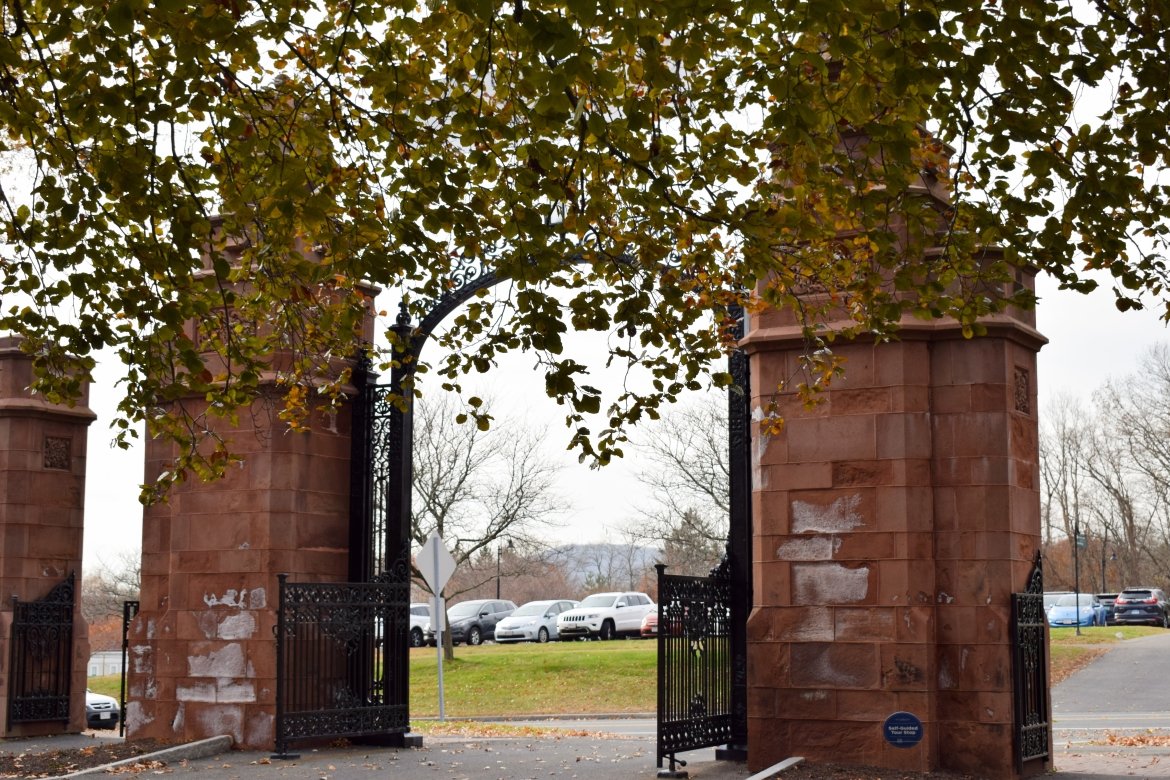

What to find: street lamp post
left=1073, top=521, right=1082, bottom=637
left=496, top=539, right=512, bottom=600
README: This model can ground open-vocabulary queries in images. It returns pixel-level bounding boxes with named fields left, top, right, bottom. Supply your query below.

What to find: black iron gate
left=273, top=359, right=415, bottom=755
left=1011, top=552, right=1050, bottom=771
left=273, top=559, right=411, bottom=757
left=8, top=573, right=74, bottom=728
left=656, top=561, right=733, bottom=774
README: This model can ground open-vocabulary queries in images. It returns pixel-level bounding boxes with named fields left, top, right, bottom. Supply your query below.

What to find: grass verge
left=88, top=639, right=658, bottom=716
left=409, top=639, right=656, bottom=717
left=88, top=623, right=1166, bottom=713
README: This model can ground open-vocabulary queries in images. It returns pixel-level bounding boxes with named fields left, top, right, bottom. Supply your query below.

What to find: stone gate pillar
left=0, top=337, right=96, bottom=736
left=126, top=231, right=375, bottom=749
left=742, top=269, right=1048, bottom=778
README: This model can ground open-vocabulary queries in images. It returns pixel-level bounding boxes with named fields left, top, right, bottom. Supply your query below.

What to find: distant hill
left=549, top=543, right=662, bottom=591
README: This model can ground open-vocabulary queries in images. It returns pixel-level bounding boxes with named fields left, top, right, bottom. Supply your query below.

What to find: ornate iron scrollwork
left=656, top=564, right=733, bottom=770
left=273, top=554, right=412, bottom=756
left=1011, top=552, right=1050, bottom=769
left=9, top=573, right=75, bottom=725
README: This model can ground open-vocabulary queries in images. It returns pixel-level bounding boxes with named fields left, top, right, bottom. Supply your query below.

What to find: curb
left=59, top=734, right=233, bottom=778
left=415, top=713, right=656, bottom=722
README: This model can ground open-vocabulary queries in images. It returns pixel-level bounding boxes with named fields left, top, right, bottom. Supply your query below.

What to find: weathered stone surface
left=742, top=295, right=1045, bottom=778
left=0, top=339, right=95, bottom=737
left=129, top=391, right=357, bottom=750
left=790, top=643, right=879, bottom=689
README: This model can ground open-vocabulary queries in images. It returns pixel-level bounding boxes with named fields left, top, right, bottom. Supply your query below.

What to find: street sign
left=417, top=533, right=457, bottom=722
left=418, top=533, right=457, bottom=595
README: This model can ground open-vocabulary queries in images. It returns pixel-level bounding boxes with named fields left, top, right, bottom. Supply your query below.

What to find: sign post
left=417, top=533, right=457, bottom=720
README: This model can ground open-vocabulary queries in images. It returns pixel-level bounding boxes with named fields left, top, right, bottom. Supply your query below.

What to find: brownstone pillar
left=127, top=394, right=357, bottom=748
left=742, top=283, right=1046, bottom=778
left=0, top=337, right=96, bottom=736
left=125, top=232, right=376, bottom=748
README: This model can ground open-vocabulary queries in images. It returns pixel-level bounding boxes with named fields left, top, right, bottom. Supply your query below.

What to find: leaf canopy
left=1, top=0, right=1167, bottom=495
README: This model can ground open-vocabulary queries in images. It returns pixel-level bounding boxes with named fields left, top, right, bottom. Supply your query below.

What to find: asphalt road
left=1053, top=630, right=1170, bottom=741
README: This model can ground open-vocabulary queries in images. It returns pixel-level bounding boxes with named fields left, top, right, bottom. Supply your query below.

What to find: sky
left=78, top=272, right=1170, bottom=573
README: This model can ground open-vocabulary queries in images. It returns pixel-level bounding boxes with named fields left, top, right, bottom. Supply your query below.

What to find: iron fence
left=8, top=573, right=74, bottom=728
left=120, top=600, right=139, bottom=736
left=273, top=561, right=410, bottom=757
left=656, top=561, right=733, bottom=774
left=1011, top=552, right=1050, bottom=770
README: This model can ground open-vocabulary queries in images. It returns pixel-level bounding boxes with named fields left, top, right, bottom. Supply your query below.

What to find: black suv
left=1112, top=587, right=1170, bottom=628
left=426, top=599, right=516, bottom=646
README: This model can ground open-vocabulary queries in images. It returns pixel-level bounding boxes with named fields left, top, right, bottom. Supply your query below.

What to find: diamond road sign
left=417, top=533, right=457, bottom=595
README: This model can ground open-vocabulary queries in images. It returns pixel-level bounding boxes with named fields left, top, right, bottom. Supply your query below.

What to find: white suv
left=556, top=591, right=656, bottom=641
left=409, top=602, right=431, bottom=647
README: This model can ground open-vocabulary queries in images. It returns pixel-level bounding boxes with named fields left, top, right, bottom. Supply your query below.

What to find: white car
left=556, top=591, right=656, bottom=641
left=85, top=690, right=120, bottom=730
left=495, top=599, right=579, bottom=643
left=409, top=602, right=431, bottom=647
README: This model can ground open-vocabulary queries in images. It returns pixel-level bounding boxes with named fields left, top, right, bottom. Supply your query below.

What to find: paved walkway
left=1, top=725, right=1164, bottom=779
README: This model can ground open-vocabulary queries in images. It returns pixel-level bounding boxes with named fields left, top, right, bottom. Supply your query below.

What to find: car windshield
left=512, top=602, right=551, bottom=617
left=580, top=594, right=618, bottom=608
left=448, top=602, right=485, bottom=618
left=1054, top=594, right=1095, bottom=607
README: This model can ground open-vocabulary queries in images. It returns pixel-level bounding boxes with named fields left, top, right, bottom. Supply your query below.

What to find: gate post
left=0, top=337, right=95, bottom=737
left=741, top=269, right=1049, bottom=777
left=718, top=304, right=752, bottom=762
left=128, top=227, right=379, bottom=749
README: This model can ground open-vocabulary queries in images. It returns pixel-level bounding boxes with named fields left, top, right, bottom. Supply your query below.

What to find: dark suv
left=426, top=599, right=516, bottom=646
left=1112, top=587, right=1170, bottom=628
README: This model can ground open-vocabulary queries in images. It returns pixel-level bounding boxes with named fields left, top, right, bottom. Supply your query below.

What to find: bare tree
left=629, top=398, right=728, bottom=576
left=1039, top=347, right=1170, bottom=593
left=82, top=551, right=141, bottom=623
left=409, top=393, right=562, bottom=658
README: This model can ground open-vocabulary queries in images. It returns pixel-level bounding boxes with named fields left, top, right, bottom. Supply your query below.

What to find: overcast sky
left=79, top=273, right=1169, bottom=572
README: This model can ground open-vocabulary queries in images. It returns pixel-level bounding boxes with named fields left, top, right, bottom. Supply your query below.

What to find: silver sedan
left=494, top=599, right=579, bottom=643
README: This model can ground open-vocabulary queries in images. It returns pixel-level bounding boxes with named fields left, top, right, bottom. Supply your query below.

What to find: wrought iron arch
left=346, top=259, right=752, bottom=768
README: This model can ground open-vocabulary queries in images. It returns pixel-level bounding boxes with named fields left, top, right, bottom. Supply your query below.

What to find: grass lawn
left=88, top=624, right=1165, bottom=715
left=409, top=639, right=656, bottom=717
left=87, top=639, right=659, bottom=716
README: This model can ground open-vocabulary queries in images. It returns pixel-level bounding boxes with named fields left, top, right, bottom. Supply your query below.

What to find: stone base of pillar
left=127, top=398, right=354, bottom=750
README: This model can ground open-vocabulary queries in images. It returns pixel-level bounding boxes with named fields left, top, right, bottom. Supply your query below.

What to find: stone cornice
left=0, top=397, right=97, bottom=422
left=741, top=310, right=1048, bottom=355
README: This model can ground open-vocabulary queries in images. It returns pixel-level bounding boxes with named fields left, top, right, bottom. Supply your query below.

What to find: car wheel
left=537, top=627, right=550, bottom=643
left=1162, top=613, right=1169, bottom=629
left=468, top=626, right=483, bottom=646
left=410, top=627, right=424, bottom=647
left=599, top=620, right=615, bottom=641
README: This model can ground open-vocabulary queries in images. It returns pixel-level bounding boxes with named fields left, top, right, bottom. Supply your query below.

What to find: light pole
left=1073, top=521, right=1083, bottom=637
left=496, top=538, right=512, bottom=599
left=1100, top=541, right=1117, bottom=592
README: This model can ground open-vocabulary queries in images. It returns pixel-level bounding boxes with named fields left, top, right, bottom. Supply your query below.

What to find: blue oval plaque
left=883, top=711, right=923, bottom=748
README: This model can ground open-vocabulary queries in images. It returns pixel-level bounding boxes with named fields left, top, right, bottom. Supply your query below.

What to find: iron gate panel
left=1011, top=553, right=1050, bottom=769
left=656, top=561, right=733, bottom=770
left=8, top=573, right=74, bottom=727
left=274, top=558, right=411, bottom=756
